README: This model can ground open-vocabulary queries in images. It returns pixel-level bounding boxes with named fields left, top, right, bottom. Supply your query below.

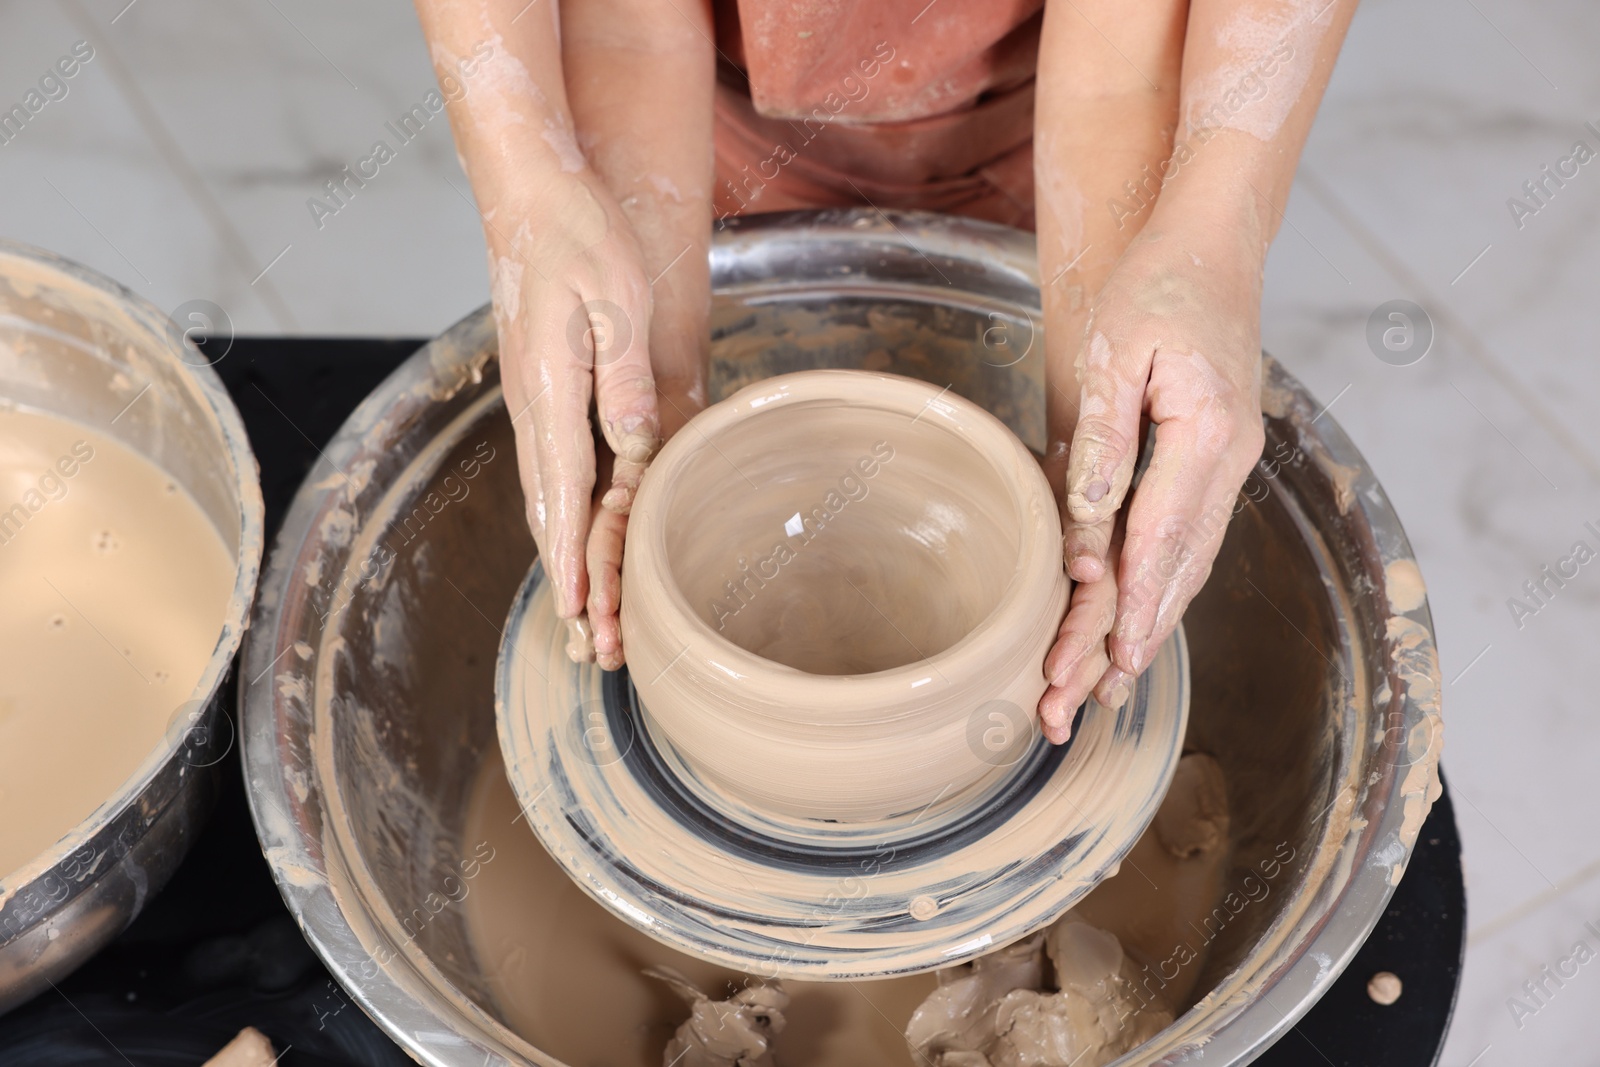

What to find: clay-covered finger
left=586, top=505, right=629, bottom=669
left=525, top=294, right=600, bottom=619
left=599, top=454, right=650, bottom=514
left=1062, top=516, right=1114, bottom=583
left=1065, top=330, right=1149, bottom=527
left=1111, top=445, right=1246, bottom=674
left=584, top=282, right=661, bottom=513
left=564, top=615, right=597, bottom=664
left=507, top=405, right=549, bottom=555
left=1111, top=476, right=1234, bottom=675
left=1039, top=640, right=1110, bottom=744
left=1139, top=557, right=1215, bottom=674
left=538, top=423, right=597, bottom=620
left=1093, top=664, right=1133, bottom=709
left=1038, top=553, right=1120, bottom=742
left=1043, top=574, right=1118, bottom=690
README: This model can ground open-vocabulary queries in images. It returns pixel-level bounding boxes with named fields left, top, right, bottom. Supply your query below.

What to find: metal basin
left=241, top=210, right=1442, bottom=1065
left=0, top=243, right=264, bottom=1013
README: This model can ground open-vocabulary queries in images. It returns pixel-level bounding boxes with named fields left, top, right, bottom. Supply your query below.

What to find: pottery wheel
left=495, top=564, right=1188, bottom=980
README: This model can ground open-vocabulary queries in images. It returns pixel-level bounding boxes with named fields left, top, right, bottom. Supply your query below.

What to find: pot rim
left=627, top=367, right=1064, bottom=712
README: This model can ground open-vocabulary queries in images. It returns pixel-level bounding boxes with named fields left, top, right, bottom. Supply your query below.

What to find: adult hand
left=415, top=0, right=714, bottom=670
left=491, top=171, right=660, bottom=670
left=1037, top=214, right=1266, bottom=742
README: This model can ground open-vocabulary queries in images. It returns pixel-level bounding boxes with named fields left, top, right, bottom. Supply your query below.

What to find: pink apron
left=712, top=0, right=1043, bottom=229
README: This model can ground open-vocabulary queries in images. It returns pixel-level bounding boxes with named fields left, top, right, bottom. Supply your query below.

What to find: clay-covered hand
left=1039, top=219, right=1265, bottom=740
left=491, top=170, right=660, bottom=669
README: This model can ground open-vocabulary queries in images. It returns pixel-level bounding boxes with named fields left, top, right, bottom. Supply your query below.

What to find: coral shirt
left=713, top=0, right=1043, bottom=228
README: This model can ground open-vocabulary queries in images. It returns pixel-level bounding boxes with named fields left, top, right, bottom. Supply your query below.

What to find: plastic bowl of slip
left=0, top=243, right=263, bottom=1013
left=241, top=209, right=1442, bottom=1067
left=495, top=366, right=1189, bottom=978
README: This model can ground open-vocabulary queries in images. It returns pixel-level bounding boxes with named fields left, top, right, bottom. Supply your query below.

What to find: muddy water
left=461, top=749, right=938, bottom=1067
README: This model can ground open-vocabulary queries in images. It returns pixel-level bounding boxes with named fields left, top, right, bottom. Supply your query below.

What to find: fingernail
left=1098, top=667, right=1132, bottom=709
left=615, top=430, right=659, bottom=464
left=592, top=619, right=619, bottom=656
left=1082, top=477, right=1109, bottom=503
left=1112, top=618, right=1146, bottom=673
left=601, top=484, right=634, bottom=513
left=1043, top=705, right=1073, bottom=743
left=564, top=616, right=596, bottom=663
left=1067, top=551, right=1104, bottom=583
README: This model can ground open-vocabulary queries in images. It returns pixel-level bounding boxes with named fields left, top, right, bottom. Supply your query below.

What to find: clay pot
left=620, top=369, right=1069, bottom=821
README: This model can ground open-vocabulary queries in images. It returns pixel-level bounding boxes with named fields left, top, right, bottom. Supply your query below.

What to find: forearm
left=562, top=0, right=716, bottom=426
left=413, top=0, right=606, bottom=264
left=1035, top=0, right=1356, bottom=726
left=1147, top=0, right=1358, bottom=253
left=1036, top=0, right=1188, bottom=452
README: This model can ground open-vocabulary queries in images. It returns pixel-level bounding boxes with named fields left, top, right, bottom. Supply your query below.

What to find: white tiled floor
left=0, top=0, right=489, bottom=336
left=1265, top=1, right=1600, bottom=1062
left=3, top=0, right=1598, bottom=1062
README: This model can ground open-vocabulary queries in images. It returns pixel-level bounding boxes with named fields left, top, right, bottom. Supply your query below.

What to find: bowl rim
left=627, top=367, right=1063, bottom=708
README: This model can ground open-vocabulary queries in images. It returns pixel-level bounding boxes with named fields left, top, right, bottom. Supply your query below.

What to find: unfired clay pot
left=620, top=368, right=1069, bottom=822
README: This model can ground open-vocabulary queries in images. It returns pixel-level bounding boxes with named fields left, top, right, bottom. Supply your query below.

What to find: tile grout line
left=1451, top=780, right=1556, bottom=889
left=1295, top=168, right=1600, bottom=485
left=59, top=0, right=299, bottom=331
left=1467, top=852, right=1600, bottom=948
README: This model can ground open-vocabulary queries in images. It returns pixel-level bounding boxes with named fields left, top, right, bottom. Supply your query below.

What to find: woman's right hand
left=489, top=170, right=661, bottom=665
left=417, top=0, right=713, bottom=669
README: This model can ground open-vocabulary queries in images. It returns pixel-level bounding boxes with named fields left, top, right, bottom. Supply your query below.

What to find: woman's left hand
left=1038, top=207, right=1267, bottom=742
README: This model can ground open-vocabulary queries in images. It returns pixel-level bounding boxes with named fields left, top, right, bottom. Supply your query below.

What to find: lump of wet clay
left=1014, top=919, right=1173, bottom=1064
left=647, top=966, right=789, bottom=1067
left=904, top=934, right=1047, bottom=1060
left=1153, top=752, right=1229, bottom=858
left=906, top=921, right=1167, bottom=1067
left=1073, top=752, right=1232, bottom=1009
left=202, top=1027, right=277, bottom=1067
left=905, top=753, right=1233, bottom=1066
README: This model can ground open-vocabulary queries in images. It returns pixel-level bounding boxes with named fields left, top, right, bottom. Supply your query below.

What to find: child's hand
left=1039, top=214, right=1265, bottom=737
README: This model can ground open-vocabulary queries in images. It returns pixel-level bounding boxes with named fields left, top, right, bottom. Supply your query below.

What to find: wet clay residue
left=647, top=967, right=789, bottom=1067
left=463, top=752, right=1237, bottom=1067
left=461, top=749, right=937, bottom=1067
left=202, top=1027, right=278, bottom=1067
left=1384, top=558, right=1426, bottom=614
left=904, top=754, right=1232, bottom=1067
